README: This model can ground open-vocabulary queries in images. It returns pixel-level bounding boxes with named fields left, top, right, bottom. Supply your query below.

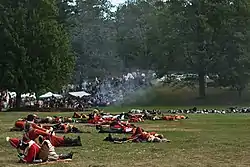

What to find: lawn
left=0, top=110, right=250, bottom=167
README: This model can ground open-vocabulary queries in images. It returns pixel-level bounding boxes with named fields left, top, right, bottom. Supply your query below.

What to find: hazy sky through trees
left=110, top=0, right=125, bottom=6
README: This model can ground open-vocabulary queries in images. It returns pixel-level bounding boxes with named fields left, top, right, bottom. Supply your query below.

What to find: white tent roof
left=9, top=92, right=36, bottom=99
left=68, top=91, right=91, bottom=98
left=21, top=93, right=36, bottom=99
left=39, top=92, right=63, bottom=99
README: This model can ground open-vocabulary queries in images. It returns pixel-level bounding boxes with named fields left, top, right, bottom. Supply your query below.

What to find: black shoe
left=59, top=152, right=74, bottom=159
left=103, top=134, right=113, bottom=142
left=72, top=127, right=82, bottom=133
left=68, top=152, right=74, bottom=159
left=96, top=125, right=101, bottom=130
left=76, top=136, right=82, bottom=146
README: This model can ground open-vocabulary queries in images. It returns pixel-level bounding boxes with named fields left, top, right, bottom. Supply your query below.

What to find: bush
left=121, top=86, right=250, bottom=107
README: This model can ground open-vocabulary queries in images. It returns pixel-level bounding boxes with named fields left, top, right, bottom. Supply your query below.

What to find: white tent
left=21, top=93, right=36, bottom=99
left=68, top=91, right=91, bottom=98
left=9, top=92, right=36, bottom=99
left=39, top=92, right=63, bottom=99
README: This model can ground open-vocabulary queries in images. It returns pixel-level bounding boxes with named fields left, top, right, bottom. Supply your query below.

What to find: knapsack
left=37, top=142, right=49, bottom=162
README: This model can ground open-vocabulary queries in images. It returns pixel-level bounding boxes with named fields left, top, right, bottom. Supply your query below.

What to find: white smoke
left=93, top=70, right=156, bottom=105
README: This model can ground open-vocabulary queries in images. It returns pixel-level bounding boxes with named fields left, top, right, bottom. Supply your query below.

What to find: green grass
left=0, top=111, right=250, bottom=167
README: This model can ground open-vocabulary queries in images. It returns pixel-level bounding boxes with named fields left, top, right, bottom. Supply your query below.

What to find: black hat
left=27, top=114, right=35, bottom=121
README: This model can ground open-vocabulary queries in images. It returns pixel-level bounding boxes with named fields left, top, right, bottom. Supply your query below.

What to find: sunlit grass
left=0, top=111, right=250, bottom=167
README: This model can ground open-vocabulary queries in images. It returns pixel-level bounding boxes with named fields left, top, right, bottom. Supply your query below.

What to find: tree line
left=1, top=0, right=250, bottom=106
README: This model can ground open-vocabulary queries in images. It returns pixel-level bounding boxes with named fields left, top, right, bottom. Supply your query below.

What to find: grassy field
left=0, top=110, right=250, bottom=167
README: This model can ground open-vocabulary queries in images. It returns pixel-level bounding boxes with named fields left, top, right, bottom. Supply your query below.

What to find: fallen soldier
left=88, top=114, right=118, bottom=125
left=36, top=116, right=75, bottom=124
left=10, top=119, right=27, bottom=131
left=7, top=137, right=73, bottom=163
left=73, top=112, right=89, bottom=119
left=162, top=115, right=188, bottom=121
left=22, top=123, right=82, bottom=147
left=36, top=137, right=73, bottom=161
left=174, top=115, right=188, bottom=120
left=42, top=123, right=83, bottom=133
left=103, top=127, right=170, bottom=143
left=11, top=114, right=54, bottom=132
left=128, top=115, right=144, bottom=123
left=97, top=121, right=136, bottom=134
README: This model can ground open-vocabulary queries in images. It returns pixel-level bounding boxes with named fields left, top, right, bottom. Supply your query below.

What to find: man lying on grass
left=103, top=127, right=170, bottom=143
left=97, top=120, right=136, bottom=134
left=7, top=137, right=73, bottom=163
left=10, top=114, right=82, bottom=147
left=42, top=123, right=84, bottom=133
left=11, top=119, right=83, bottom=134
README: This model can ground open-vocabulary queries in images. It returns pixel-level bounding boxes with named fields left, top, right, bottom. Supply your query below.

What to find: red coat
left=23, top=129, right=49, bottom=142
left=15, top=121, right=48, bottom=132
left=59, top=124, right=69, bottom=133
left=23, top=129, right=65, bottom=147
left=15, top=120, right=25, bottom=129
left=21, top=141, right=40, bottom=163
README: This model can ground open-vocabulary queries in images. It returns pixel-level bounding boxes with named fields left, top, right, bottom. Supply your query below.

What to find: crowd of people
left=72, top=72, right=153, bottom=105
left=0, top=71, right=154, bottom=111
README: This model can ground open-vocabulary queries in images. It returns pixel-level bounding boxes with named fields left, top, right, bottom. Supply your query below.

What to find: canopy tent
left=68, top=91, right=91, bottom=98
left=39, top=92, right=63, bottom=99
left=9, top=92, right=36, bottom=99
left=21, top=93, right=36, bottom=99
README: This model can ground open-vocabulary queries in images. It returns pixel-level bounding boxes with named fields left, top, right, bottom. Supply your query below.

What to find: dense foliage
left=71, top=0, right=250, bottom=97
left=1, top=0, right=250, bottom=101
left=0, top=0, right=75, bottom=106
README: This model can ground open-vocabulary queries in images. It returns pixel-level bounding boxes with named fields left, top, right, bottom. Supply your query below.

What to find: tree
left=56, top=0, right=78, bottom=28
left=71, top=0, right=123, bottom=84
left=0, top=0, right=75, bottom=107
left=213, top=0, right=250, bottom=97
left=115, top=0, right=155, bottom=71
left=147, top=0, right=250, bottom=97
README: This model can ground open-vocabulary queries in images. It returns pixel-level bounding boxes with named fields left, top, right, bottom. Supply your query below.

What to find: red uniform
left=129, top=127, right=152, bottom=141
left=128, top=115, right=144, bottom=123
left=15, top=120, right=26, bottom=129
left=23, top=129, right=65, bottom=147
left=15, top=120, right=48, bottom=132
left=8, top=139, right=40, bottom=163
left=21, top=141, right=41, bottom=163
left=88, top=115, right=102, bottom=124
left=30, top=123, right=48, bottom=132
left=111, top=121, right=133, bottom=132
left=61, top=124, right=69, bottom=133
left=162, top=116, right=175, bottom=121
